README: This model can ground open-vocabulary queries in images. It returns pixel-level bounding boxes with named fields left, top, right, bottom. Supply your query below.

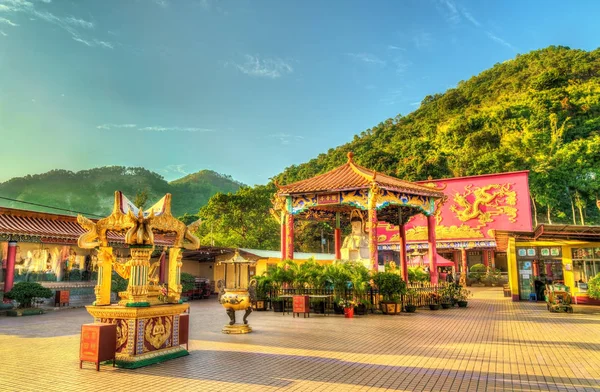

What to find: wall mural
left=377, top=171, right=532, bottom=244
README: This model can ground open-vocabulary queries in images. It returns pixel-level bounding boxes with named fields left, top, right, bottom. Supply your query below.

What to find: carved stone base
left=222, top=324, right=252, bottom=334
left=86, top=303, right=189, bottom=368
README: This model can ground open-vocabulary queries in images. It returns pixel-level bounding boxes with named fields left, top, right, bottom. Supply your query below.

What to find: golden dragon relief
left=449, top=184, right=517, bottom=226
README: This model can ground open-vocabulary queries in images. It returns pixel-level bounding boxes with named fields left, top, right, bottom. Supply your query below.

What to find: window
left=572, top=248, right=600, bottom=283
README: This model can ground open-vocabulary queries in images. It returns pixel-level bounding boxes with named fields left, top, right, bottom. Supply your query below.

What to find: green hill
left=0, top=167, right=243, bottom=217
left=274, top=46, right=600, bottom=225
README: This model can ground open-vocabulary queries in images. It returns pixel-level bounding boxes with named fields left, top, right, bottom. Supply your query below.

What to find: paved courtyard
left=0, top=288, right=599, bottom=392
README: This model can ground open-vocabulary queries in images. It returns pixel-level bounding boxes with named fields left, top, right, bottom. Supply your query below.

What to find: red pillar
left=532, top=260, right=539, bottom=277
left=490, top=250, right=495, bottom=269
left=368, top=208, right=378, bottom=272
left=453, top=250, right=460, bottom=274
left=461, top=248, right=468, bottom=285
left=399, top=224, right=408, bottom=283
left=427, top=215, right=438, bottom=284
left=483, top=250, right=489, bottom=268
left=280, top=215, right=286, bottom=261
left=285, top=214, right=294, bottom=260
left=334, top=229, right=341, bottom=260
left=4, top=241, right=17, bottom=294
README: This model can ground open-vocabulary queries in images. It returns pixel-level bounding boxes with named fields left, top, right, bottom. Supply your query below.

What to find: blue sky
left=0, top=0, right=599, bottom=186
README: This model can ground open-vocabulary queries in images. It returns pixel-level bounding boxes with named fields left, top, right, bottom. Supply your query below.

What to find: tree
left=133, top=188, right=149, bottom=209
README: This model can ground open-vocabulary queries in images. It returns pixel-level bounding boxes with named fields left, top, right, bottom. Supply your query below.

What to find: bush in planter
left=4, top=282, right=53, bottom=309
left=265, top=262, right=295, bottom=312
left=587, top=273, right=600, bottom=300
left=468, top=264, right=487, bottom=284
left=372, top=271, right=406, bottom=314
left=404, top=289, right=418, bottom=312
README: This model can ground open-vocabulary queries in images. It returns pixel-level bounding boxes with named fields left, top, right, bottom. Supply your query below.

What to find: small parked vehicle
left=544, top=283, right=573, bottom=313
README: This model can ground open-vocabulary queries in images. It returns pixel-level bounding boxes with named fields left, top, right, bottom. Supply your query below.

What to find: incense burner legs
left=219, top=288, right=253, bottom=334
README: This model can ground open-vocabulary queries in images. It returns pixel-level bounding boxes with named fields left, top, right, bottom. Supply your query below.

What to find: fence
left=267, top=282, right=449, bottom=313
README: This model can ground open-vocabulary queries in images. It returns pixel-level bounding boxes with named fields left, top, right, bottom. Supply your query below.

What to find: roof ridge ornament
left=347, top=152, right=376, bottom=182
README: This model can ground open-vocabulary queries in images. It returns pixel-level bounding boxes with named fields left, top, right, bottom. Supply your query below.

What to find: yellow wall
left=507, top=237, right=518, bottom=298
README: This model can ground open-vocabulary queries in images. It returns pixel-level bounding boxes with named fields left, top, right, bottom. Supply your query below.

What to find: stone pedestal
left=86, top=303, right=189, bottom=368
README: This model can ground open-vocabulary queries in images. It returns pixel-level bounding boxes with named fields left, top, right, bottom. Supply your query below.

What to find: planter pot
left=7, top=308, right=44, bottom=317
left=354, top=304, right=368, bottom=316
left=312, top=301, right=326, bottom=314
left=441, top=303, right=452, bottom=309
left=457, top=301, right=468, bottom=308
left=404, top=304, right=417, bottom=313
left=380, top=302, right=402, bottom=315
left=254, top=300, right=267, bottom=311
left=343, top=307, right=354, bottom=318
left=429, top=304, right=440, bottom=310
left=333, top=303, right=344, bottom=315
left=272, top=300, right=285, bottom=313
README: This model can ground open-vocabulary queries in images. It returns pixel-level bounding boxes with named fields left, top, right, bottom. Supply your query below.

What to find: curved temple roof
left=276, top=152, right=444, bottom=199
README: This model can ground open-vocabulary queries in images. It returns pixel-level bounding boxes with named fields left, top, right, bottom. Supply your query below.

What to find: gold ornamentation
left=144, top=317, right=172, bottom=350
left=291, top=194, right=317, bottom=214
left=85, top=303, right=189, bottom=319
left=449, top=184, right=517, bottom=225
left=340, top=189, right=369, bottom=210
left=404, top=224, right=485, bottom=241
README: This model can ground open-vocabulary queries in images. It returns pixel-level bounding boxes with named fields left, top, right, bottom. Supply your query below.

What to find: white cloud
left=387, top=45, right=405, bottom=51
left=97, top=123, right=138, bottom=130
left=410, top=101, right=421, bottom=106
left=486, top=32, right=517, bottom=51
left=413, top=31, right=433, bottom=49
left=461, top=9, right=481, bottom=27
left=154, top=0, right=169, bottom=7
left=347, top=52, right=386, bottom=66
left=0, top=0, right=113, bottom=49
left=0, top=16, right=18, bottom=26
left=163, top=164, right=188, bottom=176
left=270, top=133, right=304, bottom=145
left=139, top=126, right=215, bottom=132
left=0, top=30, right=6, bottom=36
left=230, top=55, right=293, bottom=79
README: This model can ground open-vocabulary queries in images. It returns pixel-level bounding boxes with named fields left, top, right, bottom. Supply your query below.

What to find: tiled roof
left=276, top=152, right=444, bottom=198
left=0, top=207, right=171, bottom=245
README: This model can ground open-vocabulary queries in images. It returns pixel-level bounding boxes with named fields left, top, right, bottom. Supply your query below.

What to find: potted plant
left=440, top=284, right=459, bottom=308
left=305, top=261, right=328, bottom=314
left=457, top=288, right=472, bottom=307
left=372, top=271, right=406, bottom=315
left=338, top=298, right=356, bottom=318
left=404, top=289, right=418, bottom=313
left=266, top=262, right=294, bottom=312
left=253, top=275, right=272, bottom=311
left=428, top=292, right=441, bottom=310
left=325, top=263, right=351, bottom=314
left=348, top=262, right=370, bottom=315
left=4, top=282, right=53, bottom=316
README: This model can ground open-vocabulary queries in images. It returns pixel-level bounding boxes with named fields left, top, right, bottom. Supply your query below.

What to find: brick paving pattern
left=0, top=288, right=599, bottom=391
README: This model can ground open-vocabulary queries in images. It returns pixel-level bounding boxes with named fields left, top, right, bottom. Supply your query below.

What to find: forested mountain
left=274, top=46, right=600, bottom=226
left=0, top=167, right=243, bottom=217
left=197, top=46, right=600, bottom=252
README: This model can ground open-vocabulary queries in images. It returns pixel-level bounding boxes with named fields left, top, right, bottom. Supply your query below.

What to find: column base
left=222, top=324, right=252, bottom=334
left=114, top=346, right=189, bottom=369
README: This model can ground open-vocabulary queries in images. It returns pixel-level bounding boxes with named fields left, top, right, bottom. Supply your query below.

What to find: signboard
left=80, top=328, right=99, bottom=360
left=317, top=193, right=340, bottom=205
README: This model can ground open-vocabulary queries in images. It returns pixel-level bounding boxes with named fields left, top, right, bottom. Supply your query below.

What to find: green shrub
left=468, top=263, right=487, bottom=283
left=589, top=273, right=600, bottom=300
left=180, top=272, right=196, bottom=293
left=69, top=269, right=82, bottom=281
left=4, top=282, right=53, bottom=309
left=372, top=271, right=406, bottom=302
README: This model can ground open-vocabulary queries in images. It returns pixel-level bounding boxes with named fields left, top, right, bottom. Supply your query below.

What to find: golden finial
left=347, top=151, right=354, bottom=162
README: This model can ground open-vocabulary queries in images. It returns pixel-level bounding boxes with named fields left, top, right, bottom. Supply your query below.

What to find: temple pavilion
left=272, top=152, right=445, bottom=283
